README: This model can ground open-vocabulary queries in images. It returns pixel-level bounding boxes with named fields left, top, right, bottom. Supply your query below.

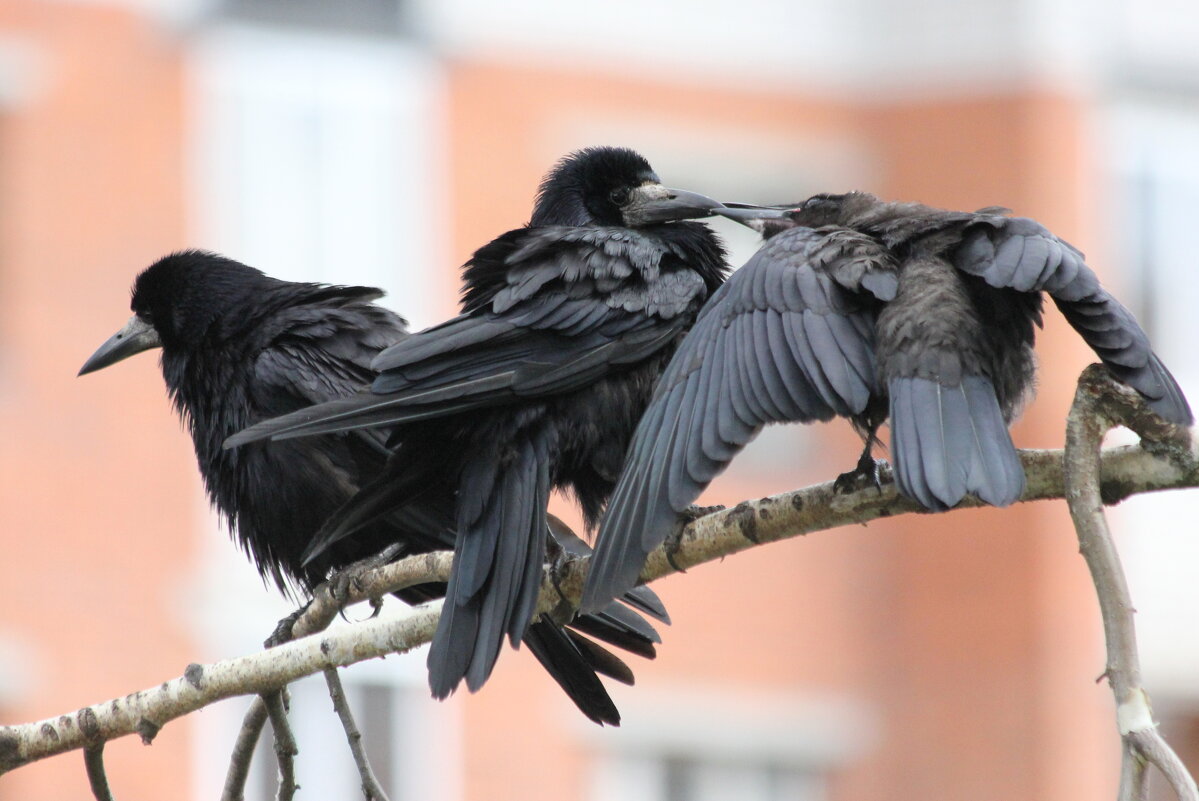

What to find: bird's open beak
left=713, top=203, right=795, bottom=223
left=78, top=315, right=162, bottom=376
left=623, top=183, right=724, bottom=225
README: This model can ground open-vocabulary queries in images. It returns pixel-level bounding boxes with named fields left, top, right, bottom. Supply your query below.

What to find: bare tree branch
left=0, top=372, right=1196, bottom=775
left=323, top=668, right=391, bottom=801
left=221, top=698, right=269, bottom=801
left=263, top=691, right=298, bottom=801
left=83, top=744, right=115, bottom=801
left=219, top=548, right=411, bottom=800
left=1064, top=365, right=1198, bottom=801
left=0, top=562, right=448, bottom=776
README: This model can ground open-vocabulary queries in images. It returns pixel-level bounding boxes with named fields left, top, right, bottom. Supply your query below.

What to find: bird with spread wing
left=582, top=191, right=1192, bottom=614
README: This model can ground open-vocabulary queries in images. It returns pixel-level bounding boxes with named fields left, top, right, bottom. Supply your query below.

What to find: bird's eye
left=138, top=310, right=155, bottom=325
left=609, top=187, right=631, bottom=206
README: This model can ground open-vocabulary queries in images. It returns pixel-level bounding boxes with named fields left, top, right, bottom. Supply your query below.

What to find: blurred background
left=1, top=0, right=1197, bottom=798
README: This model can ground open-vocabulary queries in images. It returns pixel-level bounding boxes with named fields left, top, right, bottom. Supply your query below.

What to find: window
left=245, top=662, right=458, bottom=801
left=183, top=531, right=461, bottom=801
left=183, top=22, right=458, bottom=801
left=188, top=24, right=447, bottom=328
left=584, top=686, right=872, bottom=801
left=213, top=0, right=408, bottom=36
left=593, top=753, right=827, bottom=801
left=1105, top=100, right=1199, bottom=702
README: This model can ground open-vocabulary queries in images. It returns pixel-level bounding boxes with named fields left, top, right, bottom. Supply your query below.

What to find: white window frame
left=1103, top=98, right=1199, bottom=701
left=582, top=684, right=874, bottom=801
left=181, top=23, right=459, bottom=801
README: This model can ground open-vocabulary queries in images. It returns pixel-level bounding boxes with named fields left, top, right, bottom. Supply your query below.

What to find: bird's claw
left=325, top=543, right=404, bottom=609
left=665, top=505, right=721, bottom=572
left=264, top=605, right=309, bottom=649
left=680, top=503, right=725, bottom=522
left=545, top=544, right=580, bottom=625
left=834, top=455, right=888, bottom=495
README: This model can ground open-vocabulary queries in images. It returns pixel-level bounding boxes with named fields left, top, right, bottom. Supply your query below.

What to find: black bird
left=581, top=191, right=1192, bottom=613
left=79, top=250, right=670, bottom=726
left=228, top=146, right=729, bottom=699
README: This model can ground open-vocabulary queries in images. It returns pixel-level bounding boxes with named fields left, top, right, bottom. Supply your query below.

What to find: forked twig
left=262, top=690, right=298, bottom=801
left=1064, top=365, right=1198, bottom=801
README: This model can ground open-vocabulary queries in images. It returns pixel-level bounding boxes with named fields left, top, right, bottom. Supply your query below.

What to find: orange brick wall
left=0, top=4, right=193, bottom=799
left=0, top=9, right=1124, bottom=800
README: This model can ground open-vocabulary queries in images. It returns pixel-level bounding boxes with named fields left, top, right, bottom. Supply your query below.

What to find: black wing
left=955, top=216, right=1192, bottom=425
left=582, top=227, right=897, bottom=613
left=226, top=290, right=409, bottom=591
left=226, top=227, right=709, bottom=447
left=250, top=286, right=409, bottom=424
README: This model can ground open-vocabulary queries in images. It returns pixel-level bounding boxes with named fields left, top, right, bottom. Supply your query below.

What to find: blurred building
left=0, top=0, right=1196, bottom=799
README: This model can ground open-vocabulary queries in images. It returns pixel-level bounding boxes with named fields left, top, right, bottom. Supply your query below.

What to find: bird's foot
left=326, top=543, right=404, bottom=612
left=834, top=454, right=888, bottom=495
left=680, top=503, right=726, bottom=522
left=264, top=604, right=310, bottom=649
left=544, top=537, right=581, bottom=625
left=665, top=505, right=725, bottom=572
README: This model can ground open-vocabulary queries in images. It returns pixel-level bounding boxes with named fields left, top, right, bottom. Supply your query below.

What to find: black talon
left=681, top=503, right=725, bottom=523
left=325, top=542, right=405, bottom=608
left=664, top=537, right=686, bottom=574
left=834, top=446, right=885, bottom=495
left=664, top=505, right=719, bottom=573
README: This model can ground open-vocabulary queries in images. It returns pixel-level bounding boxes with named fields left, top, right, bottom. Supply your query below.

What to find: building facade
left=0, top=1, right=1196, bottom=799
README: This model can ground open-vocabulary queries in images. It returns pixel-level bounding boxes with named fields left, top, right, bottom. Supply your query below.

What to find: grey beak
left=623, top=184, right=724, bottom=225
left=713, top=204, right=795, bottom=223
left=78, top=315, right=162, bottom=376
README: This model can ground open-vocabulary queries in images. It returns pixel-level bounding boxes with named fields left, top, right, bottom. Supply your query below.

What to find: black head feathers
left=531, top=146, right=659, bottom=227
left=129, top=250, right=274, bottom=350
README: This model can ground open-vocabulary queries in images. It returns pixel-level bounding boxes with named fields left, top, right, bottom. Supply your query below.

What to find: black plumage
left=79, top=249, right=669, bottom=726
left=228, top=146, right=729, bottom=699
left=581, top=191, right=1192, bottom=613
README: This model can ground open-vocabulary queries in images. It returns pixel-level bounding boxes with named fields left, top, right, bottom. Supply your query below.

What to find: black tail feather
left=428, top=436, right=552, bottom=695
left=522, top=619, right=622, bottom=726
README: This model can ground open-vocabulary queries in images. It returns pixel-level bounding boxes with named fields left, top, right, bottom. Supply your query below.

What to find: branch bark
left=263, top=691, right=297, bottom=801
left=323, top=668, right=391, bottom=801
left=0, top=367, right=1195, bottom=775
left=1064, top=365, right=1198, bottom=801
left=83, top=744, right=115, bottom=801
left=220, top=698, right=268, bottom=801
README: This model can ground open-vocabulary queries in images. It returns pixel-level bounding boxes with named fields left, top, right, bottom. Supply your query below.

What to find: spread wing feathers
left=955, top=217, right=1192, bottom=425
left=428, top=435, right=552, bottom=696
left=581, top=227, right=896, bottom=613
left=889, top=376, right=1026, bottom=510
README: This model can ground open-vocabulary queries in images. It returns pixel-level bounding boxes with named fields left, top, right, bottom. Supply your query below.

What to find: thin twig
left=1064, top=365, right=1198, bottom=801
left=1119, top=746, right=1150, bottom=801
left=323, top=668, right=391, bottom=801
left=262, top=690, right=298, bottom=801
left=83, top=744, right=115, bottom=801
left=220, top=698, right=269, bottom=801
